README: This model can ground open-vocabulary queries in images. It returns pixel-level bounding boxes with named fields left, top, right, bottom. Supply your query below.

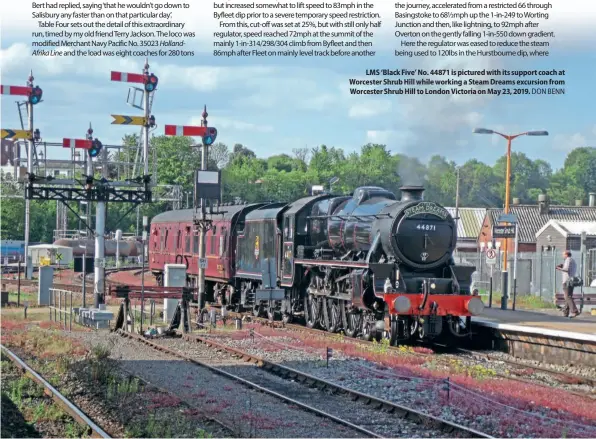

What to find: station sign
left=493, top=225, right=516, bottom=239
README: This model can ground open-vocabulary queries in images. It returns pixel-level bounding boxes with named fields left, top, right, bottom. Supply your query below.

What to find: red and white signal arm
left=110, top=71, right=146, bottom=83
left=62, top=138, right=92, bottom=149
left=165, top=125, right=209, bottom=137
left=1, top=85, right=31, bottom=96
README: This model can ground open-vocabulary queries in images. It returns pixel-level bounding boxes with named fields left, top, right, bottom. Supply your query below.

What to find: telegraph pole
left=94, top=144, right=108, bottom=307
left=143, top=59, right=150, bottom=179
left=83, top=125, right=94, bottom=309
left=25, top=72, right=34, bottom=278
left=197, top=106, right=209, bottom=313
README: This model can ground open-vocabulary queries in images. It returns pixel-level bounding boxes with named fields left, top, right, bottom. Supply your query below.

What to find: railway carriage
left=149, top=203, right=266, bottom=303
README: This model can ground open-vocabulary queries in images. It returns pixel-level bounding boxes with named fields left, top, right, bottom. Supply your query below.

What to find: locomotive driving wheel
left=305, top=295, right=320, bottom=329
left=389, top=316, right=398, bottom=346
left=345, top=310, right=361, bottom=338
left=361, top=315, right=380, bottom=342
left=326, top=299, right=342, bottom=333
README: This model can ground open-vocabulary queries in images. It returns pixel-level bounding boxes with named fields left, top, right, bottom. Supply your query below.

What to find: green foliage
left=2, top=136, right=595, bottom=243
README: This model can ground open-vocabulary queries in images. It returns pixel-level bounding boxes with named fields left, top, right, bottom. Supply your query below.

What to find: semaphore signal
left=164, top=125, right=218, bottom=145
left=62, top=138, right=92, bottom=149
left=0, top=71, right=43, bottom=280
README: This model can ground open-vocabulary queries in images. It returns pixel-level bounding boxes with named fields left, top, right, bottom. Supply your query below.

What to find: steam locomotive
left=149, top=185, right=484, bottom=343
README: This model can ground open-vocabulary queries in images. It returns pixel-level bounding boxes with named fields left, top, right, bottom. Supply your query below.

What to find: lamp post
left=473, top=128, right=548, bottom=308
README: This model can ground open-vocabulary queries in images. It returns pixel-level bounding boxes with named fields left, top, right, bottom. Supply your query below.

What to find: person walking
left=556, top=250, right=579, bottom=318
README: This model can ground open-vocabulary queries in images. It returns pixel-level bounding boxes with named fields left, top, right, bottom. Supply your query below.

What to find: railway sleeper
left=381, top=403, right=395, bottom=413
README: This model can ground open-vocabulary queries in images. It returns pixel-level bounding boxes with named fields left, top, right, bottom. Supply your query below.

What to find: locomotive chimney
left=400, top=185, right=425, bottom=202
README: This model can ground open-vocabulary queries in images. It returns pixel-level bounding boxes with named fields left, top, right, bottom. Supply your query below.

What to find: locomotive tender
left=150, top=185, right=484, bottom=343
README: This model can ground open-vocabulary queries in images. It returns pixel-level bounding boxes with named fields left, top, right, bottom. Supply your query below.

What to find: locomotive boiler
left=309, top=185, right=456, bottom=269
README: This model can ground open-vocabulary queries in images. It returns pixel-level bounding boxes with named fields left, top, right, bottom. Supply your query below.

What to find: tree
left=152, top=135, right=199, bottom=190
left=208, top=142, right=230, bottom=169
left=562, top=147, right=596, bottom=196
left=5, top=131, right=596, bottom=245
left=229, top=144, right=256, bottom=164
left=458, top=159, right=502, bottom=207
left=493, top=152, right=549, bottom=204
left=292, top=147, right=310, bottom=164
left=425, top=155, right=457, bottom=205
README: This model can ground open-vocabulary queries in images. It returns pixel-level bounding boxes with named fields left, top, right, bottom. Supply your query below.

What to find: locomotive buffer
left=256, top=258, right=285, bottom=305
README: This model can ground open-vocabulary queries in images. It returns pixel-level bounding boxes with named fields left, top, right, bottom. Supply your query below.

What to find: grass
left=477, top=290, right=557, bottom=310
left=7, top=291, right=37, bottom=304
left=1, top=306, right=224, bottom=438
left=1, top=352, right=90, bottom=438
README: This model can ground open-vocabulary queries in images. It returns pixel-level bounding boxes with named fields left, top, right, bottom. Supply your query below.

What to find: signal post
left=14, top=61, right=157, bottom=310
left=1, top=73, right=44, bottom=279
left=108, top=58, right=158, bottom=307
left=164, top=107, right=218, bottom=317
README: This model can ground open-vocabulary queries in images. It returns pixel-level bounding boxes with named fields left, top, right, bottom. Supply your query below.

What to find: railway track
left=213, top=308, right=596, bottom=397
left=450, top=346, right=596, bottom=398
left=0, top=344, right=111, bottom=439
left=118, top=329, right=490, bottom=438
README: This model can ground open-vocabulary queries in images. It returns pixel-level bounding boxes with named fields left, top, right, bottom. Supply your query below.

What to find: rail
left=49, top=288, right=74, bottom=331
left=0, top=344, right=111, bottom=438
left=118, top=329, right=491, bottom=438
left=118, top=331, right=383, bottom=438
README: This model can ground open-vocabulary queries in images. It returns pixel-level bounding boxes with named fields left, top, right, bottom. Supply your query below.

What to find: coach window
left=185, top=231, right=190, bottom=253
left=177, top=230, right=181, bottom=248
left=193, top=232, right=199, bottom=254
left=164, top=229, right=169, bottom=250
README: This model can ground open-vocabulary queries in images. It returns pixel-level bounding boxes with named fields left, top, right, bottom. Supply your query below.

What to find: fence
left=49, top=288, right=74, bottom=331
left=130, top=299, right=157, bottom=327
left=454, top=248, right=596, bottom=303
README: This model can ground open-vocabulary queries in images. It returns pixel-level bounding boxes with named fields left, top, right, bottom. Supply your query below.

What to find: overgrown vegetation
left=0, top=310, right=223, bottom=438
left=1, top=352, right=90, bottom=438
left=478, top=291, right=558, bottom=309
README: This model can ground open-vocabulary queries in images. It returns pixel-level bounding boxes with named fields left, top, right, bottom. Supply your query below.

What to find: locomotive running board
left=294, top=258, right=368, bottom=269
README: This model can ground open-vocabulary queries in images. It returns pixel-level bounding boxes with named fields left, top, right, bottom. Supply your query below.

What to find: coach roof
left=152, top=204, right=262, bottom=224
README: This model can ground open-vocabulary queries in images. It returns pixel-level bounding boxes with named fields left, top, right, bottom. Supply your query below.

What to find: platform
left=471, top=308, right=596, bottom=368
left=473, top=308, right=596, bottom=341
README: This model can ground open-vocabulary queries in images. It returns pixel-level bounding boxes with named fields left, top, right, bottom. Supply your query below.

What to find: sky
left=1, top=1, right=595, bottom=171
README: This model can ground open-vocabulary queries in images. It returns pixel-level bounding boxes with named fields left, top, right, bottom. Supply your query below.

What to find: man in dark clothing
left=556, top=250, right=579, bottom=318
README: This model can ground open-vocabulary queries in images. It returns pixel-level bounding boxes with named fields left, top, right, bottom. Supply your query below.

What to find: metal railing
left=49, top=288, right=74, bottom=331
left=53, top=230, right=85, bottom=241
left=131, top=299, right=157, bottom=327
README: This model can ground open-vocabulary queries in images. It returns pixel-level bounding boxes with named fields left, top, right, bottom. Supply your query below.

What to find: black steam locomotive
left=230, top=185, right=482, bottom=343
